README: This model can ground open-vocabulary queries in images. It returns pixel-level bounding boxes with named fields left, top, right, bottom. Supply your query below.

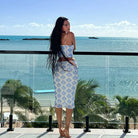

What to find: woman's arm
left=71, top=32, right=76, bottom=52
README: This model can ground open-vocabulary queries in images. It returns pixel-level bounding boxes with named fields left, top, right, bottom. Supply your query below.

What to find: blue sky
left=0, top=0, right=138, bottom=37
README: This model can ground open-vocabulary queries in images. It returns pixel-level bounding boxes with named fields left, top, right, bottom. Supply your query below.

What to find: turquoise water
left=0, top=36, right=138, bottom=52
left=0, top=35, right=138, bottom=104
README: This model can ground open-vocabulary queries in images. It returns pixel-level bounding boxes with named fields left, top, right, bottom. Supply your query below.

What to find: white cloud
left=0, top=20, right=138, bottom=37
left=29, top=22, right=44, bottom=27
left=72, top=20, right=138, bottom=37
left=46, top=24, right=54, bottom=28
left=107, top=20, right=136, bottom=26
left=13, top=24, right=25, bottom=28
left=77, top=24, right=97, bottom=29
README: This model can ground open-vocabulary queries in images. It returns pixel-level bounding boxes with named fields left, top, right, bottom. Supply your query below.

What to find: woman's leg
left=64, top=108, right=73, bottom=137
left=55, top=108, right=62, bottom=129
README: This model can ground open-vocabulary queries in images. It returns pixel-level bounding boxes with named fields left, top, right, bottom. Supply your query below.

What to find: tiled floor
left=0, top=128, right=138, bottom=138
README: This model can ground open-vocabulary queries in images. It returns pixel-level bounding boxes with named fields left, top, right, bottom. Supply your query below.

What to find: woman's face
left=62, top=20, right=70, bottom=33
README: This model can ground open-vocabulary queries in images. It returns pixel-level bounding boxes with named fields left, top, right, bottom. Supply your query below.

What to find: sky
left=0, top=0, right=138, bottom=37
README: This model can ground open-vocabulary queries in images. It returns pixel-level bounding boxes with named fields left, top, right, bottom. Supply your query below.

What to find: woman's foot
left=63, top=129, right=71, bottom=138
left=59, top=128, right=65, bottom=137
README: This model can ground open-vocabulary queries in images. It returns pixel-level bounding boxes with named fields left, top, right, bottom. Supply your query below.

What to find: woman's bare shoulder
left=68, top=31, right=74, bottom=36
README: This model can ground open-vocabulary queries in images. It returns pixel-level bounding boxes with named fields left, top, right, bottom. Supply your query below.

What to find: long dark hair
left=46, top=17, right=71, bottom=75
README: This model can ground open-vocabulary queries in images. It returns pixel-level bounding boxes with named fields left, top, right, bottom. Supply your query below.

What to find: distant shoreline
left=88, top=37, right=99, bottom=39
left=22, top=38, right=50, bottom=40
left=0, top=39, right=10, bottom=40
left=1, top=35, right=138, bottom=38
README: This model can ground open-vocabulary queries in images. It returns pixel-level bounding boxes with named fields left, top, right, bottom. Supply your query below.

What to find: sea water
left=0, top=36, right=138, bottom=105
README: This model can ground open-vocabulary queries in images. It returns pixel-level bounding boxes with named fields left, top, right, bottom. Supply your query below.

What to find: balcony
left=0, top=49, right=138, bottom=137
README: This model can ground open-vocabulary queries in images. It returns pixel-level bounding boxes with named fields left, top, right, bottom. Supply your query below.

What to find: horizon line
left=0, top=35, right=138, bottom=38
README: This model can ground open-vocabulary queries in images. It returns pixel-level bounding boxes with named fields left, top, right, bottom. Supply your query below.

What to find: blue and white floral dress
left=53, top=45, right=78, bottom=109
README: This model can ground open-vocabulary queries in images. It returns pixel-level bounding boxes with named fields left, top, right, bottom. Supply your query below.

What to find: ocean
left=0, top=35, right=138, bottom=106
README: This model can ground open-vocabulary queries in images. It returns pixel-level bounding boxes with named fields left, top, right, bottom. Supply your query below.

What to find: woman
left=47, top=17, right=78, bottom=138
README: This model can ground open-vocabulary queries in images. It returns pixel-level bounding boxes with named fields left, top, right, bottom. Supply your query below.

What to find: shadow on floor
left=37, top=131, right=49, bottom=138
left=0, top=131, right=8, bottom=136
left=120, top=133, right=126, bottom=138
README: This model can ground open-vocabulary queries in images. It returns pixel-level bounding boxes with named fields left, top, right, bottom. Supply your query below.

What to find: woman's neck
left=62, top=31, right=68, bottom=34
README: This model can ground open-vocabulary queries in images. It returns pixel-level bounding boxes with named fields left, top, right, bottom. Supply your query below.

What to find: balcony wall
left=0, top=51, right=138, bottom=129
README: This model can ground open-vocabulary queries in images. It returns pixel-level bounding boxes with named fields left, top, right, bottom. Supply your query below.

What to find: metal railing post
left=7, top=114, right=14, bottom=131
left=123, top=116, right=130, bottom=133
left=84, top=116, right=91, bottom=132
left=47, top=115, right=53, bottom=132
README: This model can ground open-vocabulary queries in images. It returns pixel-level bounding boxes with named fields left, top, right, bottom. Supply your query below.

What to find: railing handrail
left=0, top=50, right=138, bottom=56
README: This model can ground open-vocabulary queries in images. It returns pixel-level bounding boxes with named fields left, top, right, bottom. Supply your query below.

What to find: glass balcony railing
left=0, top=50, right=138, bottom=130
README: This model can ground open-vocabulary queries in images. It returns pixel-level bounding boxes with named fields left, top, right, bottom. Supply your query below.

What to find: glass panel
left=0, top=54, right=52, bottom=128
left=0, top=53, right=138, bottom=129
left=73, top=55, right=138, bottom=129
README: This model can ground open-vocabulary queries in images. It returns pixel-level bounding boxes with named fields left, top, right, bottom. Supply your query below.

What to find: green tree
left=1, top=79, right=42, bottom=123
left=49, top=105, right=55, bottom=117
left=74, top=79, right=115, bottom=128
left=115, top=95, right=138, bottom=129
left=114, top=95, right=129, bottom=123
left=14, top=111, right=32, bottom=127
left=32, top=114, right=49, bottom=128
left=127, top=98, right=138, bottom=129
left=87, top=94, right=115, bottom=122
left=74, top=79, right=99, bottom=121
